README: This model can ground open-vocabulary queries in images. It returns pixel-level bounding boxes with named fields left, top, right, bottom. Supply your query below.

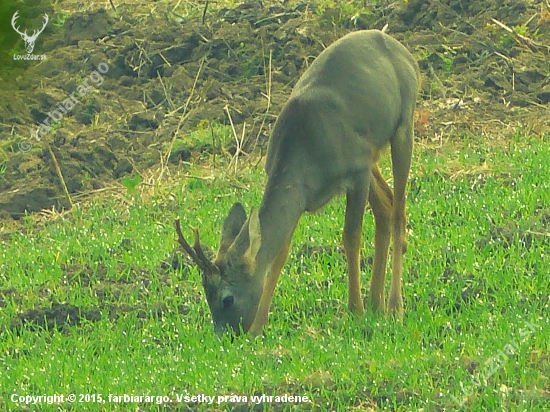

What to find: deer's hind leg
left=343, top=175, right=370, bottom=316
left=367, top=164, right=393, bottom=313
left=388, top=119, right=414, bottom=316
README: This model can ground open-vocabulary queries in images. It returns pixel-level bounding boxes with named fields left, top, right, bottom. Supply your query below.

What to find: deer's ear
left=217, top=202, right=247, bottom=259
left=245, top=208, right=262, bottom=265
left=224, top=208, right=261, bottom=273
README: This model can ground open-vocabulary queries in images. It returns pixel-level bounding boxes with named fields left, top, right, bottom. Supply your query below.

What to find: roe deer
left=176, top=29, right=420, bottom=336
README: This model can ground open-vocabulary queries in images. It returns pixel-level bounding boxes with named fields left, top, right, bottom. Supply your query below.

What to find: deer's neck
left=255, top=171, right=306, bottom=274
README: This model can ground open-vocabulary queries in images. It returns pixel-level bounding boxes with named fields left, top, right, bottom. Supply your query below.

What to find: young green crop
left=0, top=138, right=548, bottom=411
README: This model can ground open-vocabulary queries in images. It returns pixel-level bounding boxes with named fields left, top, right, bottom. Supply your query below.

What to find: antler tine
left=192, top=228, right=217, bottom=273
left=175, top=219, right=216, bottom=273
left=175, top=219, right=203, bottom=269
left=40, top=14, right=49, bottom=31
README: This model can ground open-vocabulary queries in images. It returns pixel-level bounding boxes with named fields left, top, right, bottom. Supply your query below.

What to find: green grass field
left=1, top=135, right=549, bottom=411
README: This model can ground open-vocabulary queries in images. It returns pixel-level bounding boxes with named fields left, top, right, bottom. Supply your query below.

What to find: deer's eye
left=222, top=295, right=234, bottom=309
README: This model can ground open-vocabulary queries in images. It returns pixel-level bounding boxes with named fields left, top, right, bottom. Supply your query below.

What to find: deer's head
left=176, top=203, right=263, bottom=336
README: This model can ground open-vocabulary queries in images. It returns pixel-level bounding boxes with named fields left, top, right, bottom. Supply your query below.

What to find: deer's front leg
left=248, top=237, right=292, bottom=336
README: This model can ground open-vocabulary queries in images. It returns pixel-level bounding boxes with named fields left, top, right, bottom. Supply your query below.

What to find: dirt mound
left=1, top=0, right=549, bottom=219
left=1, top=260, right=191, bottom=334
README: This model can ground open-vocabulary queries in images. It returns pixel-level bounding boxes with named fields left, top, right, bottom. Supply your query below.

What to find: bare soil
left=0, top=0, right=549, bottom=220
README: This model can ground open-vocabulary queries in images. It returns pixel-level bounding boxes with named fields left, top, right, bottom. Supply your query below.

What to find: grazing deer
left=176, top=29, right=420, bottom=336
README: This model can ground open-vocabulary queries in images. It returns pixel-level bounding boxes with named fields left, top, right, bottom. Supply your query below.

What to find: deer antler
left=33, top=13, right=49, bottom=39
left=11, top=11, right=25, bottom=37
left=175, top=219, right=217, bottom=274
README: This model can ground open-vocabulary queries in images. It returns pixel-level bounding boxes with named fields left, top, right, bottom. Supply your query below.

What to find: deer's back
left=265, top=30, right=419, bottom=211
left=292, top=30, right=418, bottom=143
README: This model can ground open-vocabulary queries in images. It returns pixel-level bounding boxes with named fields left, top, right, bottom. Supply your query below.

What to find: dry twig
left=48, top=144, right=73, bottom=208
left=491, top=17, right=549, bottom=54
